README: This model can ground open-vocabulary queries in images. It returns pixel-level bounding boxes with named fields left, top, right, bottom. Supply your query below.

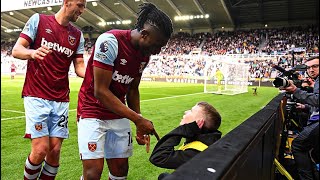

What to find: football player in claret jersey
left=11, top=0, right=87, bottom=179
left=77, top=3, right=173, bottom=180
left=10, top=62, right=17, bottom=79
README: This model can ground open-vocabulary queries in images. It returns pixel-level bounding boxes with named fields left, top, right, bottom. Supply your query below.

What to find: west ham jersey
left=78, top=30, right=149, bottom=120
left=20, top=13, right=84, bottom=102
left=11, top=64, right=16, bottom=72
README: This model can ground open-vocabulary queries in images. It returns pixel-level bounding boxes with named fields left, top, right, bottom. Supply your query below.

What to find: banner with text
left=1, top=0, right=98, bottom=12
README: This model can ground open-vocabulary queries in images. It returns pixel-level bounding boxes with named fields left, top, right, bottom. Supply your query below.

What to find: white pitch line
left=2, top=109, right=25, bottom=114
left=1, top=92, right=203, bottom=121
left=1, top=109, right=77, bottom=121
left=141, top=92, right=203, bottom=102
left=1, top=115, right=26, bottom=121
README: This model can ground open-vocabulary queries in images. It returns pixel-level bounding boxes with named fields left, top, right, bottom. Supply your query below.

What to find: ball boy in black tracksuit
left=149, top=102, right=222, bottom=179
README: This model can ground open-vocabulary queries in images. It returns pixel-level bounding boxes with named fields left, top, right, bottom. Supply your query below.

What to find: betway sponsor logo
left=112, top=70, right=134, bottom=84
left=41, top=38, right=74, bottom=57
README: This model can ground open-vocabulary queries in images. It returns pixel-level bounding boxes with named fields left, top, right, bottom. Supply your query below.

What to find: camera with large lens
left=273, top=77, right=290, bottom=88
left=272, top=64, right=307, bottom=88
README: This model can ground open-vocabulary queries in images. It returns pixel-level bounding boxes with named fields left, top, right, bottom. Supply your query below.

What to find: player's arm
left=12, top=38, right=31, bottom=60
left=73, top=57, right=85, bottom=78
left=12, top=13, right=51, bottom=61
left=12, top=38, right=51, bottom=60
left=93, top=67, right=142, bottom=122
left=73, top=32, right=86, bottom=78
left=126, top=77, right=142, bottom=114
left=94, top=67, right=155, bottom=145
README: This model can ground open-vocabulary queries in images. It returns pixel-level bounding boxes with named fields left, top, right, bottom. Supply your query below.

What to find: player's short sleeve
left=21, top=13, right=40, bottom=43
left=76, top=32, right=85, bottom=55
left=93, top=33, right=118, bottom=67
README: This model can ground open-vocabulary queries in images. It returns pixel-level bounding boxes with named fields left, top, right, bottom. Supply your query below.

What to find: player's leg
left=107, top=158, right=129, bottom=180
left=24, top=137, right=50, bottom=180
left=105, top=118, right=133, bottom=180
left=11, top=71, right=15, bottom=79
left=23, top=97, right=51, bottom=180
left=38, top=138, right=63, bottom=179
left=217, top=80, right=222, bottom=92
left=78, top=118, right=107, bottom=180
left=39, top=100, right=69, bottom=179
left=82, top=159, right=104, bottom=180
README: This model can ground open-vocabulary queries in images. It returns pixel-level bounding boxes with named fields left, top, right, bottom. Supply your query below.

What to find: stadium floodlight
left=92, top=2, right=97, bottom=6
left=204, top=56, right=250, bottom=95
left=98, top=21, right=106, bottom=27
left=175, top=14, right=210, bottom=21
left=4, top=28, right=22, bottom=33
left=4, top=29, right=13, bottom=33
left=122, top=20, right=132, bottom=24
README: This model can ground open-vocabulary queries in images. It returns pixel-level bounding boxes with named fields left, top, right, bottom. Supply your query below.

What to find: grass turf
left=1, top=75, right=280, bottom=180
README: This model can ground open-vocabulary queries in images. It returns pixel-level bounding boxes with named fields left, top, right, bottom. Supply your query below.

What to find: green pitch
left=1, top=75, right=280, bottom=180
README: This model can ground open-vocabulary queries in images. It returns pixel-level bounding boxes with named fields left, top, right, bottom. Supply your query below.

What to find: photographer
left=280, top=56, right=319, bottom=180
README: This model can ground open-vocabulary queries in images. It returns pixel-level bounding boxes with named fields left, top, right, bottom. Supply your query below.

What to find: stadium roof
left=1, top=0, right=319, bottom=40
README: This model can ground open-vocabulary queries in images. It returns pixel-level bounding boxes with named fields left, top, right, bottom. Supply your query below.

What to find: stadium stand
left=1, top=26, right=318, bottom=79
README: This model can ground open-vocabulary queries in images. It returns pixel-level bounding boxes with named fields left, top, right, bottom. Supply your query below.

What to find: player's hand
left=135, top=117, right=155, bottom=137
left=136, top=130, right=160, bottom=153
left=136, top=130, right=148, bottom=145
left=135, top=117, right=160, bottom=152
left=31, top=45, right=52, bottom=60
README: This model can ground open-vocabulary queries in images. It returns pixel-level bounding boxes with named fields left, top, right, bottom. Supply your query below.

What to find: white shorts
left=11, top=71, right=16, bottom=76
left=78, top=118, right=133, bottom=160
left=24, top=96, right=69, bottom=139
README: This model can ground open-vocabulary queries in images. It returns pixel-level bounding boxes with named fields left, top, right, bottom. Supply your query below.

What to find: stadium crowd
left=2, top=25, right=318, bottom=79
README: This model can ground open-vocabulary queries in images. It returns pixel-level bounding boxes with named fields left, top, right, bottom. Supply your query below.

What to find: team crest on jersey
left=88, top=142, right=97, bottom=152
left=68, top=35, right=76, bottom=46
left=139, top=62, right=147, bottom=73
left=35, top=123, right=42, bottom=131
left=99, top=41, right=108, bottom=52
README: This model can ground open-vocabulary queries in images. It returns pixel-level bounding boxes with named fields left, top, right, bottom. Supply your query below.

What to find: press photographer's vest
left=178, top=141, right=208, bottom=151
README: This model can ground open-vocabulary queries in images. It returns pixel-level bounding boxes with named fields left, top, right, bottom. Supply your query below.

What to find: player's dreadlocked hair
left=135, top=3, right=173, bottom=38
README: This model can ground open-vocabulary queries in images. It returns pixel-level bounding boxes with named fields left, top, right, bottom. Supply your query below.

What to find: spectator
left=149, top=102, right=222, bottom=179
